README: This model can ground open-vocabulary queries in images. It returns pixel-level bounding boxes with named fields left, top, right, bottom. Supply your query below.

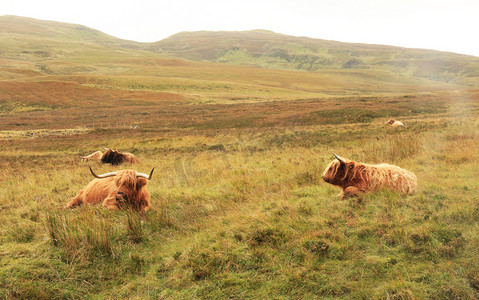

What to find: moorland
left=0, top=15, right=478, bottom=299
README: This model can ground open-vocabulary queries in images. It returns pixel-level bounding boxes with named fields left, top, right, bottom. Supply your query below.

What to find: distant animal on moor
left=387, top=118, right=404, bottom=127
left=81, top=147, right=139, bottom=165
left=322, top=153, right=417, bottom=199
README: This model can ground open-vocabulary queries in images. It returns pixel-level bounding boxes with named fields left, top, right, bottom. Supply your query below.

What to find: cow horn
left=89, top=166, right=118, bottom=179
left=101, top=146, right=110, bottom=150
left=136, top=168, right=154, bottom=180
left=333, top=153, right=345, bottom=164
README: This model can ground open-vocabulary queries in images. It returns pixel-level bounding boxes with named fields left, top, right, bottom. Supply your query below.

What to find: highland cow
left=81, top=147, right=139, bottom=165
left=65, top=167, right=154, bottom=219
left=387, top=118, right=404, bottom=127
left=322, top=153, right=417, bottom=199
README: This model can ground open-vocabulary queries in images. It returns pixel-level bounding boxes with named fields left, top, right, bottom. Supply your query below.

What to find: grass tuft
left=45, top=209, right=118, bottom=263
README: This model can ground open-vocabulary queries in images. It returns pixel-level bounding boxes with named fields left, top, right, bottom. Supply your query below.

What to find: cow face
left=112, top=170, right=149, bottom=209
left=322, top=160, right=343, bottom=185
left=322, top=153, right=353, bottom=187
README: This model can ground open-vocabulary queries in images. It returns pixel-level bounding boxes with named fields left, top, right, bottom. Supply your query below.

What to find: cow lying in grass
left=81, top=147, right=139, bottom=165
left=322, top=153, right=417, bottom=199
left=387, top=118, right=404, bottom=127
left=65, top=167, right=154, bottom=220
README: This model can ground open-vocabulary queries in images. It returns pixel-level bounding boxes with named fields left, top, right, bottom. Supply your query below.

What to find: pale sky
left=2, top=0, right=478, bottom=57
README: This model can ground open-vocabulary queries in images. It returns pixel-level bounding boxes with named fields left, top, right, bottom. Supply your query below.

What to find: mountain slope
left=0, top=15, right=146, bottom=76
left=3, top=15, right=479, bottom=88
left=0, top=15, right=463, bottom=102
left=1, top=14, right=478, bottom=107
left=150, top=30, right=479, bottom=85
left=0, top=15, right=142, bottom=48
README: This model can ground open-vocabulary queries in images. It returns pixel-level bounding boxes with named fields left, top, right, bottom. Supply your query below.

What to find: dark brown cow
left=81, top=147, right=139, bottom=165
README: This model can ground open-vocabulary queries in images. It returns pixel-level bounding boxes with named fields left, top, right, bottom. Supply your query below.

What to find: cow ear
left=136, top=178, right=147, bottom=190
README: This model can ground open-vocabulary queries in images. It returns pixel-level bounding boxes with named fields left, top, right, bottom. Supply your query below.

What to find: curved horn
left=136, top=168, right=155, bottom=180
left=89, top=166, right=118, bottom=179
left=101, top=146, right=110, bottom=150
left=333, top=153, right=345, bottom=164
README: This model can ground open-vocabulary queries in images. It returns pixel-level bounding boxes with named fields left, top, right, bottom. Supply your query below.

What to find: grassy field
left=1, top=15, right=479, bottom=299
left=1, top=90, right=478, bottom=299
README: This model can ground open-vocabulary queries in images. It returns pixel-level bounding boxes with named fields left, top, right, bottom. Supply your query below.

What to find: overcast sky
left=2, top=0, right=478, bottom=57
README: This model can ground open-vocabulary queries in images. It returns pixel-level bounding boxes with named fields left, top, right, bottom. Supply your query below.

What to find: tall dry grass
left=1, top=101, right=478, bottom=298
left=45, top=209, right=119, bottom=263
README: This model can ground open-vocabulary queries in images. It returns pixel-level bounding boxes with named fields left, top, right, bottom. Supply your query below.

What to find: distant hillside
left=149, top=30, right=479, bottom=86
left=2, top=16, right=479, bottom=88
left=1, top=15, right=478, bottom=100
left=0, top=15, right=142, bottom=49
left=0, top=16, right=152, bottom=80
left=0, top=15, right=143, bottom=72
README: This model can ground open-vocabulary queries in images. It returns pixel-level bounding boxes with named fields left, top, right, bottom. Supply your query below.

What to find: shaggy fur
left=101, top=149, right=139, bottom=165
left=65, top=170, right=151, bottom=219
left=387, top=118, right=404, bottom=127
left=81, top=149, right=139, bottom=165
left=81, top=151, right=103, bottom=161
left=322, top=154, right=417, bottom=199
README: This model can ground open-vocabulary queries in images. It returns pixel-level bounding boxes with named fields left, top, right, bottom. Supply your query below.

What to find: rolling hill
left=1, top=15, right=478, bottom=132
left=150, top=30, right=479, bottom=86
left=0, top=15, right=478, bottom=131
left=0, top=15, right=141, bottom=49
left=2, top=15, right=479, bottom=90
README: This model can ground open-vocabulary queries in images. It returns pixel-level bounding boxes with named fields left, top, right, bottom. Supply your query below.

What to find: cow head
left=322, top=153, right=355, bottom=187
left=89, top=167, right=154, bottom=209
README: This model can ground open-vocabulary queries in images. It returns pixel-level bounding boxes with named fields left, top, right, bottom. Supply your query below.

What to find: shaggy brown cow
left=322, top=153, right=417, bottom=199
left=81, top=147, right=139, bottom=165
left=387, top=118, right=404, bottom=127
left=65, top=167, right=154, bottom=219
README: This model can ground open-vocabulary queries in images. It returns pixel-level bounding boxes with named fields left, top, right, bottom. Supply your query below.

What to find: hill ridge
left=148, top=29, right=479, bottom=84
left=1, top=15, right=479, bottom=87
